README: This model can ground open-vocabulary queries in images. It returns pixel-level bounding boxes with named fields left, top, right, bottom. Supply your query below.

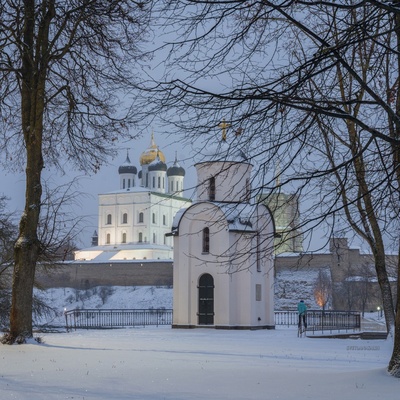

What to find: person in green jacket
left=297, top=300, right=307, bottom=329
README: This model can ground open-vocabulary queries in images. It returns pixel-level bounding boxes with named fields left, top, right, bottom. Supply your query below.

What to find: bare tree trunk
left=374, top=248, right=396, bottom=335
left=7, top=0, right=46, bottom=342
left=388, top=250, right=400, bottom=376
left=388, top=3, right=400, bottom=376
left=10, top=146, right=43, bottom=341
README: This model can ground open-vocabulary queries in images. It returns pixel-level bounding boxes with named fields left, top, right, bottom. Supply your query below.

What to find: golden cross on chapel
left=218, top=119, right=231, bottom=141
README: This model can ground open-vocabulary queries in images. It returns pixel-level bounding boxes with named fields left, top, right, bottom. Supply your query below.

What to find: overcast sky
left=0, top=131, right=198, bottom=248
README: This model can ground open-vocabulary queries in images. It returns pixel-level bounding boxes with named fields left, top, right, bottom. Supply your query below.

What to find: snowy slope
left=33, top=286, right=173, bottom=327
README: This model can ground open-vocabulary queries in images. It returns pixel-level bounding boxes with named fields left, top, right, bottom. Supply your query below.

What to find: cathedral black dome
left=148, top=158, right=167, bottom=172
left=118, top=154, right=137, bottom=175
left=167, top=163, right=185, bottom=177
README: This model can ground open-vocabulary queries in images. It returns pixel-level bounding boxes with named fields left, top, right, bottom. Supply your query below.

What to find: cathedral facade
left=74, top=134, right=191, bottom=262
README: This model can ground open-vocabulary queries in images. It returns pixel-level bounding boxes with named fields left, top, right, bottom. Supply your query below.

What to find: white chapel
left=170, top=130, right=275, bottom=329
left=74, top=134, right=191, bottom=262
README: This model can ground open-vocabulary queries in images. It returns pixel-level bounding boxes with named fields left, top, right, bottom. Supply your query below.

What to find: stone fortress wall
left=35, top=238, right=397, bottom=312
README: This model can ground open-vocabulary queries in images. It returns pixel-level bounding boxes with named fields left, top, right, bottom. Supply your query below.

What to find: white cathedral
left=74, top=134, right=192, bottom=262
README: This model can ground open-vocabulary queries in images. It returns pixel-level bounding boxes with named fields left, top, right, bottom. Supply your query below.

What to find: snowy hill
left=33, top=286, right=173, bottom=328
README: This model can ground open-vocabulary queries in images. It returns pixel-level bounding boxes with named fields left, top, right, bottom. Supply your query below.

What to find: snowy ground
left=1, top=287, right=397, bottom=399
left=0, top=326, right=398, bottom=400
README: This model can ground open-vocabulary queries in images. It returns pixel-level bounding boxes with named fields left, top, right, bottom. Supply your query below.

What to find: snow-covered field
left=0, top=286, right=397, bottom=399
left=1, top=326, right=398, bottom=400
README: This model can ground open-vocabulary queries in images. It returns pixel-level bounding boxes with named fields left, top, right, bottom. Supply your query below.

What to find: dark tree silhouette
left=138, top=0, right=400, bottom=377
left=0, top=0, right=151, bottom=343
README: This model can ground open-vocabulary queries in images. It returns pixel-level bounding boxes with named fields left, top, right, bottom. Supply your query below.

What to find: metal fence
left=64, top=309, right=173, bottom=331
left=274, top=310, right=361, bottom=333
left=274, top=310, right=300, bottom=327
left=64, top=308, right=360, bottom=333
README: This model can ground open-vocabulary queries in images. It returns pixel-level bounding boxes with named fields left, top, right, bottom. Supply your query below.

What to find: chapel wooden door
left=198, top=273, right=214, bottom=325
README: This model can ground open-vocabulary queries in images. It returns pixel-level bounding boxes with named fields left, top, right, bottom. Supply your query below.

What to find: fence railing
left=274, top=310, right=361, bottom=333
left=64, top=308, right=360, bottom=333
left=274, top=310, right=300, bottom=327
left=64, top=308, right=173, bottom=331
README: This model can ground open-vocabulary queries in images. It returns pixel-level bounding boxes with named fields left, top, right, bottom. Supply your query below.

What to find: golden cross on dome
left=218, top=119, right=231, bottom=141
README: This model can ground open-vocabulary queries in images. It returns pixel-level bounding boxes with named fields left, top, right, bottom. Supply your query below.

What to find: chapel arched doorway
left=198, top=273, right=214, bottom=325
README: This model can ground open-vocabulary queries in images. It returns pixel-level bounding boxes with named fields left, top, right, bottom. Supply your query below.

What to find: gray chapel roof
left=194, top=139, right=249, bottom=165
left=170, top=202, right=270, bottom=236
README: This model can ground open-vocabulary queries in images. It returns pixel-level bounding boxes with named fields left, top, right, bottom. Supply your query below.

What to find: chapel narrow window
left=209, top=177, right=215, bottom=201
left=203, top=227, right=210, bottom=253
left=256, top=234, right=261, bottom=272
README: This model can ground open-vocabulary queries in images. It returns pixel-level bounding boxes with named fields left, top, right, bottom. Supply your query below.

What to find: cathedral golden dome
left=139, top=133, right=166, bottom=165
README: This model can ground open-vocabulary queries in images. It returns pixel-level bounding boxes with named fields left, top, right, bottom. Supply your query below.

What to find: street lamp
left=377, top=306, right=382, bottom=318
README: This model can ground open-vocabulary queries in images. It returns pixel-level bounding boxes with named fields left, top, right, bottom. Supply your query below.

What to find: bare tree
left=313, top=269, right=332, bottom=311
left=336, top=263, right=378, bottom=315
left=354, top=264, right=379, bottom=317
left=0, top=180, right=91, bottom=336
left=0, top=0, right=151, bottom=343
left=138, top=0, right=400, bottom=376
left=293, top=5, right=397, bottom=334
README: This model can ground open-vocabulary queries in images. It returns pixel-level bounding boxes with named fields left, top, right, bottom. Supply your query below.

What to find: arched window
left=203, top=227, right=210, bottom=253
left=138, top=232, right=143, bottom=243
left=139, top=212, right=144, bottom=223
left=122, top=213, right=128, bottom=224
left=128, top=179, right=131, bottom=188
left=209, top=177, right=215, bottom=201
left=152, top=176, right=155, bottom=188
left=158, top=176, right=161, bottom=188
left=163, top=215, right=166, bottom=225
left=123, top=179, right=126, bottom=189
left=171, top=181, right=174, bottom=192
left=106, top=233, right=111, bottom=244
left=152, top=213, right=156, bottom=223
left=106, top=214, right=112, bottom=225
left=153, top=232, right=156, bottom=243
left=122, top=232, right=127, bottom=243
